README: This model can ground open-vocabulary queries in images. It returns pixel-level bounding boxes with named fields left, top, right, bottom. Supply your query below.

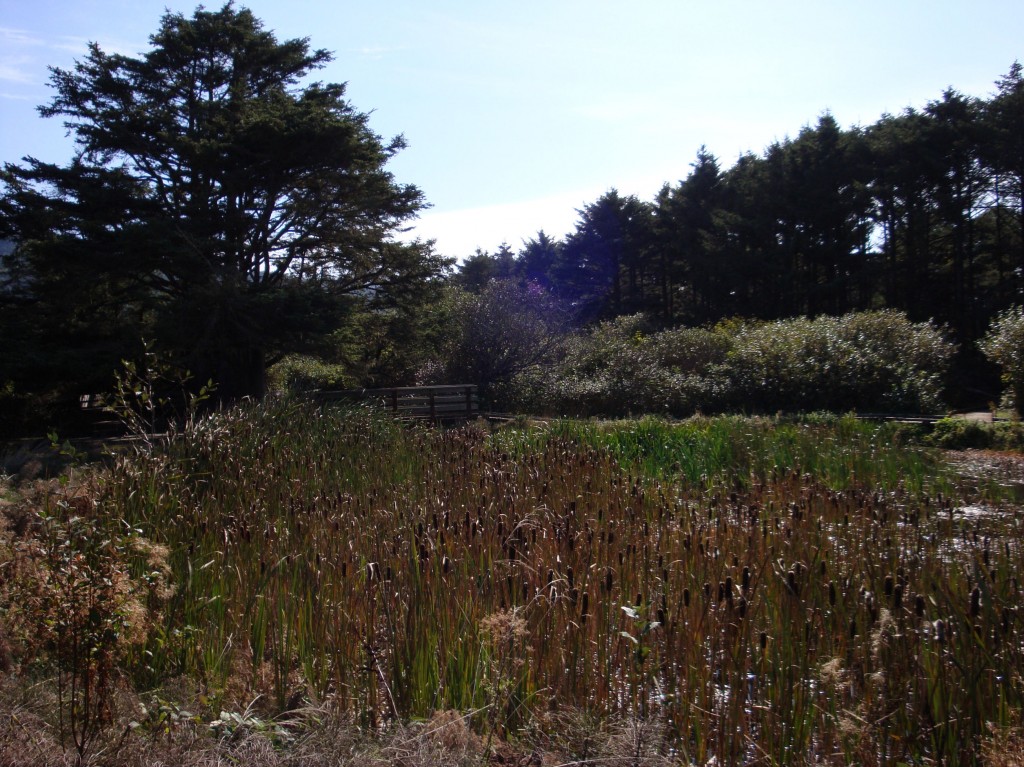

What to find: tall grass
left=35, top=401, right=1024, bottom=764
left=529, top=414, right=948, bottom=497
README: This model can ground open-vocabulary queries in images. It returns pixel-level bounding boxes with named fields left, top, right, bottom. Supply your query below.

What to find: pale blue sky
left=2, top=1, right=1022, bottom=258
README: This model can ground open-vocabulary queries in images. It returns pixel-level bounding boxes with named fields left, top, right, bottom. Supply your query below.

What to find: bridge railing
left=314, top=384, right=479, bottom=422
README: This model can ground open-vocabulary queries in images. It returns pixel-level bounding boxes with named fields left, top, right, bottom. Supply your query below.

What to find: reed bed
left=78, top=401, right=1024, bottom=764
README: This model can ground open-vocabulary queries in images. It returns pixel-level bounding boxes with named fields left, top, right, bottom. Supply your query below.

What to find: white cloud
left=404, top=171, right=679, bottom=260
left=351, top=44, right=406, bottom=59
left=54, top=35, right=145, bottom=57
left=404, top=191, right=589, bottom=259
left=0, top=60, right=34, bottom=84
left=0, top=27, right=44, bottom=47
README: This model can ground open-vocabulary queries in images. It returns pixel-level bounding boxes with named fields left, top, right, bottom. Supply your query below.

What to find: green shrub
left=979, top=305, right=1024, bottom=417
left=521, top=315, right=731, bottom=417
left=724, top=310, right=953, bottom=413
left=929, top=416, right=1024, bottom=450
left=267, top=355, right=354, bottom=393
left=525, top=311, right=951, bottom=417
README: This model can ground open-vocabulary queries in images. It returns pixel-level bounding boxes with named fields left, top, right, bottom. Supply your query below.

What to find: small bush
left=980, top=305, right=1024, bottom=417
left=267, top=354, right=354, bottom=393
left=928, top=417, right=1024, bottom=451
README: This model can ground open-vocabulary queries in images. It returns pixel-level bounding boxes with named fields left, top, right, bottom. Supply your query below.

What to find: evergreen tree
left=0, top=4, right=444, bottom=402
left=518, top=230, right=560, bottom=288
left=554, top=190, right=651, bottom=320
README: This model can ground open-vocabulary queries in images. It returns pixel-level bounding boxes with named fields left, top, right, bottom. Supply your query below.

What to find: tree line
left=1, top=2, right=1022, bottom=434
left=458, top=67, right=1024, bottom=353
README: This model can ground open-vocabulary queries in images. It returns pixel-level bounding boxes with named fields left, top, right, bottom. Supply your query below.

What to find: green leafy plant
left=980, top=305, right=1024, bottom=418
left=106, top=340, right=214, bottom=447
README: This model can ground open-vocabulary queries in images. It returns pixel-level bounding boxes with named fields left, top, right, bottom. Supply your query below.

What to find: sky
left=1, top=1, right=1023, bottom=260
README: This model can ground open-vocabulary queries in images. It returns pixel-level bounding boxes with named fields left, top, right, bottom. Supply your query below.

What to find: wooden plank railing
left=314, top=384, right=479, bottom=421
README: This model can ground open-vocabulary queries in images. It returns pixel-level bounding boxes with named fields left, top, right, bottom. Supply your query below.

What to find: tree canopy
left=0, top=3, right=445, bottom=404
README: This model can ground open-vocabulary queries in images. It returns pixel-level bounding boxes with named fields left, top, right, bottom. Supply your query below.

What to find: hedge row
left=504, top=310, right=953, bottom=417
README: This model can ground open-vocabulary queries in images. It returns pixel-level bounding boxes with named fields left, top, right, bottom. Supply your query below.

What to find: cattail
left=759, top=631, right=768, bottom=650
left=934, top=619, right=946, bottom=644
left=683, top=588, right=691, bottom=607
left=893, top=583, right=903, bottom=610
left=742, top=566, right=751, bottom=591
left=828, top=581, right=837, bottom=607
left=884, top=575, right=894, bottom=597
left=849, top=618, right=857, bottom=639
left=581, top=592, right=589, bottom=623
left=970, top=586, right=981, bottom=618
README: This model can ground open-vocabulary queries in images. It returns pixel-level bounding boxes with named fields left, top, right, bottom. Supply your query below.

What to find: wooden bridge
left=314, top=384, right=479, bottom=422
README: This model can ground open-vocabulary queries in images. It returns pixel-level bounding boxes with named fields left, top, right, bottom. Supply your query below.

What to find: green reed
left=542, top=414, right=949, bottom=494
left=96, top=400, right=1022, bottom=765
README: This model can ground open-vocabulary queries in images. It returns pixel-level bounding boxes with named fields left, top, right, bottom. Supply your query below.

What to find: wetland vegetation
left=2, top=403, right=1022, bottom=765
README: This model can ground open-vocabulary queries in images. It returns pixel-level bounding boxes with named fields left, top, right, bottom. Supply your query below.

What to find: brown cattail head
left=970, top=586, right=981, bottom=618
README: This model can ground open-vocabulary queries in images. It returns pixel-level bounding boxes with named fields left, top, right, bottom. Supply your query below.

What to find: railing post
left=429, top=389, right=436, bottom=421
left=465, top=386, right=472, bottom=416
left=390, top=389, right=398, bottom=413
